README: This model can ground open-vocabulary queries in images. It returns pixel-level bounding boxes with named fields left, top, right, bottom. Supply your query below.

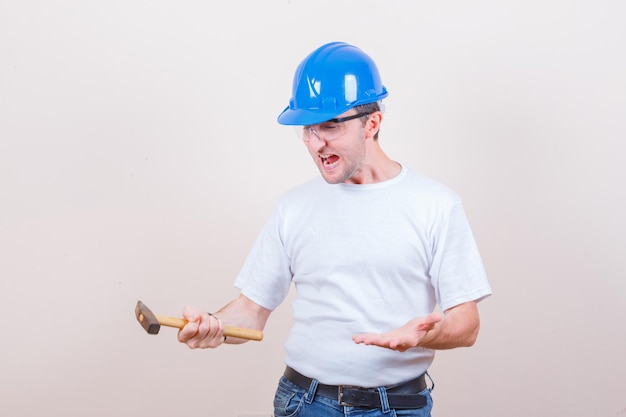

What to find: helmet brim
left=277, top=91, right=388, bottom=126
left=277, top=106, right=345, bottom=126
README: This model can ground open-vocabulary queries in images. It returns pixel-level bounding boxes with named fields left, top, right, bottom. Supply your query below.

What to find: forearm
left=418, top=302, right=480, bottom=350
left=179, top=293, right=271, bottom=348
left=214, top=293, right=272, bottom=344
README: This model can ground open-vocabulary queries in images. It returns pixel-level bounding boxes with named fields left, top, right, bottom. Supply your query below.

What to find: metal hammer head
left=135, top=300, right=161, bottom=335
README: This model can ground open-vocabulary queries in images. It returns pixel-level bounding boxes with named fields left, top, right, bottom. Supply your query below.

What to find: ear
left=365, top=111, right=383, bottom=140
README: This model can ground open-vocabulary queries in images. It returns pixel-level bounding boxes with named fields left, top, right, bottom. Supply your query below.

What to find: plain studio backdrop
left=1, top=1, right=625, bottom=416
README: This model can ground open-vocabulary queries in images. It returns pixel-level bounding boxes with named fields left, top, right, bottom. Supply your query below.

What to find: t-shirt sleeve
left=234, top=206, right=293, bottom=311
left=429, top=200, right=492, bottom=311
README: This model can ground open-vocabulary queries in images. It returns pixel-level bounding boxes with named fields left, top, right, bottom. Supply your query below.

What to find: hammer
left=135, top=300, right=263, bottom=341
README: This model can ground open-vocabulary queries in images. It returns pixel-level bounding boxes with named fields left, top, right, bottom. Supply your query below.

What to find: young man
left=178, top=41, right=492, bottom=417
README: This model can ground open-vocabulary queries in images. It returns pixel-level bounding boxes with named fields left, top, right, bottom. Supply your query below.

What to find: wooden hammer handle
left=155, top=314, right=263, bottom=341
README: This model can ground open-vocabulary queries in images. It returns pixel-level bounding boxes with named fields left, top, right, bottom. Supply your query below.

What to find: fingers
left=177, top=307, right=224, bottom=349
left=352, top=314, right=443, bottom=352
left=425, top=312, right=443, bottom=325
left=352, top=333, right=388, bottom=347
left=416, top=313, right=442, bottom=332
left=352, top=333, right=410, bottom=352
left=352, top=333, right=373, bottom=345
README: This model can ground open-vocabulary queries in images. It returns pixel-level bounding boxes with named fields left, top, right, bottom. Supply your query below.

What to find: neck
left=345, top=142, right=401, bottom=184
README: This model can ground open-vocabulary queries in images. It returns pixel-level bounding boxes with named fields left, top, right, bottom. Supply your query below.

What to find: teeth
left=320, top=155, right=338, bottom=166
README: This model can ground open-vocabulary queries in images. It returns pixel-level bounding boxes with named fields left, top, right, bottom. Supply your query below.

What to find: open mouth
left=320, top=154, right=340, bottom=168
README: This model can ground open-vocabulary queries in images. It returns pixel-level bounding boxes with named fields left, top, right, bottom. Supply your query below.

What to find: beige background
left=1, top=1, right=625, bottom=416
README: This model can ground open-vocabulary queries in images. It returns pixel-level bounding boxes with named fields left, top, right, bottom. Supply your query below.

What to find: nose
left=306, top=130, right=327, bottom=151
left=308, top=128, right=327, bottom=145
left=309, top=127, right=322, bottom=141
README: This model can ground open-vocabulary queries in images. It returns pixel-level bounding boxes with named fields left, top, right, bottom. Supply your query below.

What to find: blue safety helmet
left=277, top=42, right=388, bottom=126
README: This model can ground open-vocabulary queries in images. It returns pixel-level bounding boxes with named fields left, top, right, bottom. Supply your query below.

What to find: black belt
left=283, top=366, right=428, bottom=409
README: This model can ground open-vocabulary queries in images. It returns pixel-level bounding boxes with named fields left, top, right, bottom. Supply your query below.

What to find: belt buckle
left=338, top=385, right=369, bottom=407
left=338, top=385, right=352, bottom=406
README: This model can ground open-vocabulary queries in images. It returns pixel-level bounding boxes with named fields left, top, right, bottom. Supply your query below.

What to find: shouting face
left=303, top=112, right=370, bottom=184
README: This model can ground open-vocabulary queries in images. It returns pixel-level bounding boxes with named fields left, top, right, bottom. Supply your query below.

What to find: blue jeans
left=273, top=375, right=433, bottom=417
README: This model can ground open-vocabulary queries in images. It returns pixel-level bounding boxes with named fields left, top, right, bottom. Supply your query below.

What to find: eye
left=320, top=123, right=339, bottom=131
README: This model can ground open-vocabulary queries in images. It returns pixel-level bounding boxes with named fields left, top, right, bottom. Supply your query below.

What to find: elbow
left=463, top=322, right=480, bottom=347
left=443, top=301, right=482, bottom=348
left=463, top=333, right=478, bottom=347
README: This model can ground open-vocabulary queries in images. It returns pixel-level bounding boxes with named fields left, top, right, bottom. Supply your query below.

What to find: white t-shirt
left=235, top=166, right=491, bottom=386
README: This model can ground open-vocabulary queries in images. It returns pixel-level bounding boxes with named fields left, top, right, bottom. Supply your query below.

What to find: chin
left=319, top=171, right=342, bottom=184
